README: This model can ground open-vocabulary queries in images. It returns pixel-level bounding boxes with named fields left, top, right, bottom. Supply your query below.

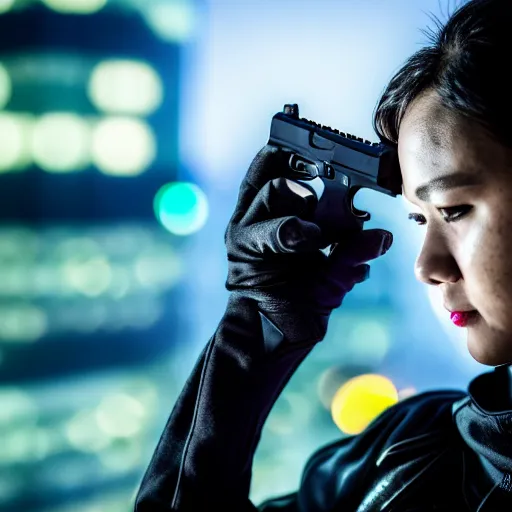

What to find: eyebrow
left=414, top=172, right=484, bottom=202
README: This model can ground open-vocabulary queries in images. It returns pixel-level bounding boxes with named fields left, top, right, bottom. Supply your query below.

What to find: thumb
left=238, top=216, right=323, bottom=255
left=238, top=177, right=317, bottom=227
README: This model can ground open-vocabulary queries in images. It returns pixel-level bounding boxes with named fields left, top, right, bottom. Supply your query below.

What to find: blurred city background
left=0, top=0, right=486, bottom=510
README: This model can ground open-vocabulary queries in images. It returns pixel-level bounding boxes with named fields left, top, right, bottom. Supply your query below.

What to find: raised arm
left=134, top=145, right=392, bottom=511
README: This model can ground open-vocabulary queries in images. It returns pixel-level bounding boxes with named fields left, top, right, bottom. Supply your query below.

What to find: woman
left=134, top=0, right=512, bottom=510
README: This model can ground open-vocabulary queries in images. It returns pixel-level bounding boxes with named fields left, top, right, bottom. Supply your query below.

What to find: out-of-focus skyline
left=0, top=1, right=483, bottom=510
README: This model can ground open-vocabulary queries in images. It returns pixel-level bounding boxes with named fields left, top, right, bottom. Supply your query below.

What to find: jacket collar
left=454, top=365, right=512, bottom=482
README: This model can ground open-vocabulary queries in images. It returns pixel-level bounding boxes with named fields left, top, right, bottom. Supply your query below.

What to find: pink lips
left=450, top=311, right=477, bottom=327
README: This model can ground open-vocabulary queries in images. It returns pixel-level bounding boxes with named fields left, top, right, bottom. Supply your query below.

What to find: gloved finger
left=229, top=145, right=294, bottom=225
left=314, top=264, right=370, bottom=311
left=238, top=177, right=317, bottom=228
left=237, top=216, right=323, bottom=255
left=323, top=263, right=370, bottom=289
left=327, top=229, right=393, bottom=268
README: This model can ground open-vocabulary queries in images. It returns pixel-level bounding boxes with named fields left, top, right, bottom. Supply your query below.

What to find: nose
left=414, top=228, right=461, bottom=286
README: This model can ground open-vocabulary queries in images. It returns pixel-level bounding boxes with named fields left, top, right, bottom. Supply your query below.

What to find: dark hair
left=373, top=0, right=512, bottom=147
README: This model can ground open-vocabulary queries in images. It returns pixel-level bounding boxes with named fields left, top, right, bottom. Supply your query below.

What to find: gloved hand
left=224, top=145, right=393, bottom=344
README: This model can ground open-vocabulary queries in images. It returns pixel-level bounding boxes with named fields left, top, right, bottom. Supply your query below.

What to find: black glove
left=224, top=145, right=393, bottom=344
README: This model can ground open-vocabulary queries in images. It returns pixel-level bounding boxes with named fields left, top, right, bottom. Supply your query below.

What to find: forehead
left=397, top=91, right=509, bottom=202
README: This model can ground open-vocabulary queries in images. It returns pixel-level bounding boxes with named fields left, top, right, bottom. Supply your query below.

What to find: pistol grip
left=291, top=176, right=370, bottom=249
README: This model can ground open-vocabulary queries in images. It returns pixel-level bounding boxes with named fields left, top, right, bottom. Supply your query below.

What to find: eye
left=407, top=205, right=472, bottom=225
left=438, top=205, right=473, bottom=223
left=407, top=212, right=426, bottom=225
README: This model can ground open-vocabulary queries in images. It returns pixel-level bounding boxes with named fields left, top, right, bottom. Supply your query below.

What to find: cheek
left=460, top=209, right=512, bottom=324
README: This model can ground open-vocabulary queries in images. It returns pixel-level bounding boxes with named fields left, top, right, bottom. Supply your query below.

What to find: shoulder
left=304, top=389, right=466, bottom=470
left=298, top=389, right=467, bottom=511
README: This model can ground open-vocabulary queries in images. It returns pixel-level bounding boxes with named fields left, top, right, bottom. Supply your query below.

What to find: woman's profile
left=134, top=0, right=512, bottom=510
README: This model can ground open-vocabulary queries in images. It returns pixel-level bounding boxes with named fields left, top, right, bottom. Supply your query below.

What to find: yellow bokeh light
left=331, top=374, right=398, bottom=435
left=42, top=0, right=107, bottom=15
left=31, top=112, right=91, bottom=173
left=92, top=117, right=156, bottom=176
left=0, top=63, right=12, bottom=109
left=0, top=113, right=32, bottom=173
left=88, top=60, right=163, bottom=116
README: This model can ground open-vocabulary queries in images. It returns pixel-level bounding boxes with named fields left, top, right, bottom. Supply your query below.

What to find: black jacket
left=134, top=294, right=512, bottom=511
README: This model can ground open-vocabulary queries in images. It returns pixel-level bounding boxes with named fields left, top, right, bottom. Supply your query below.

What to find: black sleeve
left=134, top=293, right=324, bottom=512
left=134, top=292, right=466, bottom=512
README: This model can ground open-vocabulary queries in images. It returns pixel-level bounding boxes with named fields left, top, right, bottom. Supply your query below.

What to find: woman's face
left=398, top=90, right=512, bottom=366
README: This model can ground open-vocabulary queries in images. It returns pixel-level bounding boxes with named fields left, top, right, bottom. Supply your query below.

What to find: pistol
left=268, top=103, right=402, bottom=241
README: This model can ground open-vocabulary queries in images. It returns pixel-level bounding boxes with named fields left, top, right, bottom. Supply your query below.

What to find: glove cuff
left=230, top=291, right=330, bottom=345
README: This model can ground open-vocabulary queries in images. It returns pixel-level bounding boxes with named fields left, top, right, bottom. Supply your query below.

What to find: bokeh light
left=398, top=387, right=417, bottom=400
left=145, top=1, right=196, bottom=43
left=0, top=388, right=38, bottom=427
left=31, top=113, right=91, bottom=173
left=134, top=248, right=184, bottom=289
left=95, top=393, right=146, bottom=438
left=345, top=320, right=391, bottom=366
left=42, top=0, right=107, bottom=15
left=331, top=374, right=398, bottom=435
left=98, top=438, right=142, bottom=472
left=316, top=366, right=346, bottom=410
left=0, top=113, right=32, bottom=173
left=154, top=182, right=209, bottom=235
left=88, top=60, right=163, bottom=116
left=65, top=409, right=111, bottom=453
left=0, top=305, right=48, bottom=342
left=0, top=0, right=15, bottom=14
left=91, top=117, right=156, bottom=176
left=62, top=256, right=112, bottom=297
left=0, top=62, right=12, bottom=109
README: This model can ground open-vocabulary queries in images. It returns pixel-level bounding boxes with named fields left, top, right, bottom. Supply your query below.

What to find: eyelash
left=408, top=205, right=473, bottom=225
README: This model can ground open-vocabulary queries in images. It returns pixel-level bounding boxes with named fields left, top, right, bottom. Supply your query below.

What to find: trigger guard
left=348, top=187, right=371, bottom=221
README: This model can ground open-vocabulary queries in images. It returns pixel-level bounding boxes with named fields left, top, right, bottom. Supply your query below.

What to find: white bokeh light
left=0, top=113, right=32, bottom=173
left=92, top=117, right=156, bottom=176
left=0, top=63, right=12, bottom=110
left=42, top=0, right=107, bottom=14
left=145, top=1, right=196, bottom=43
left=31, top=113, right=91, bottom=173
left=88, top=60, right=163, bottom=116
left=0, top=0, right=15, bottom=14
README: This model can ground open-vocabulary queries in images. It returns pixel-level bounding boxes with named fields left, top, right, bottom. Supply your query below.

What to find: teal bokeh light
left=154, top=182, right=209, bottom=235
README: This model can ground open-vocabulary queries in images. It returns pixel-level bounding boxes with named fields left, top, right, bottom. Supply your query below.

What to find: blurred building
left=0, top=1, right=204, bottom=511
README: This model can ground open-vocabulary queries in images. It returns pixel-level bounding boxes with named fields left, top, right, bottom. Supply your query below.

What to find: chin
left=467, top=328, right=512, bottom=367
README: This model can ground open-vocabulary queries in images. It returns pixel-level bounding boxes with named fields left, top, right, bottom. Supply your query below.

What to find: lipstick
left=450, top=311, right=477, bottom=327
